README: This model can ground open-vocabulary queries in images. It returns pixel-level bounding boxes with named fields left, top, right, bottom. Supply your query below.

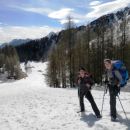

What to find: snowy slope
left=0, top=62, right=130, bottom=130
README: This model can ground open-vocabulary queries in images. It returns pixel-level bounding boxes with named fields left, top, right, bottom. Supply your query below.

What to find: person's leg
left=109, top=86, right=117, bottom=119
left=85, top=91, right=101, bottom=117
left=79, top=92, right=85, bottom=112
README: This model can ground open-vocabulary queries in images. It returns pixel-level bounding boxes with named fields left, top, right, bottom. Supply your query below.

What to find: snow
left=47, top=32, right=56, bottom=39
left=0, top=62, right=130, bottom=130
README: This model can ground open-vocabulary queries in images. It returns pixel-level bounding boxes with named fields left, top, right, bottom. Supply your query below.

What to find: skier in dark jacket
left=104, top=59, right=123, bottom=121
left=77, top=67, right=101, bottom=118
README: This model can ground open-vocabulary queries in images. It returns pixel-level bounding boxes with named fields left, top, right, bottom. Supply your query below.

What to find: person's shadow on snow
left=117, top=113, right=130, bottom=130
left=80, top=113, right=99, bottom=127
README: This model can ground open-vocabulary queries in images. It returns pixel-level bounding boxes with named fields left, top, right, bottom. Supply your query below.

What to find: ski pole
left=77, top=85, right=81, bottom=112
left=117, top=95, right=128, bottom=121
left=101, top=84, right=108, bottom=116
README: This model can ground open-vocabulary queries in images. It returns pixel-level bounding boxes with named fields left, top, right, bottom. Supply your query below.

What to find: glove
left=119, top=81, right=126, bottom=87
left=115, top=87, right=120, bottom=96
left=104, top=79, right=109, bottom=85
left=86, top=84, right=91, bottom=90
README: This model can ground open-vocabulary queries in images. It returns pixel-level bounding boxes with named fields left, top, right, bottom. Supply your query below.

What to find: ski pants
left=108, top=85, right=119, bottom=118
left=78, top=88, right=100, bottom=116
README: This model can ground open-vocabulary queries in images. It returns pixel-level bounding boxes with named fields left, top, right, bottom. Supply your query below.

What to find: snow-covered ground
left=0, top=62, right=130, bottom=130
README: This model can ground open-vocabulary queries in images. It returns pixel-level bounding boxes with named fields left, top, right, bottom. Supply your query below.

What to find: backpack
left=112, top=60, right=129, bottom=87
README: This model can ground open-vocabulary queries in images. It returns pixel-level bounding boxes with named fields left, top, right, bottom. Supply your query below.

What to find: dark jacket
left=77, top=75, right=94, bottom=92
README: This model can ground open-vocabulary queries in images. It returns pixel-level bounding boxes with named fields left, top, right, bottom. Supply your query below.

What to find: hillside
left=0, top=62, right=130, bottom=130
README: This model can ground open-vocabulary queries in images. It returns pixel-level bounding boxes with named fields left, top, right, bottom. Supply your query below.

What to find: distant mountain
left=9, top=39, right=31, bottom=46
left=15, top=32, right=59, bottom=62
left=0, top=39, right=31, bottom=48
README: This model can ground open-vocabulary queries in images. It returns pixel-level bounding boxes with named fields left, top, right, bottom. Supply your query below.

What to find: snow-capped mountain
left=9, top=39, right=31, bottom=46
left=0, top=32, right=58, bottom=48
left=1, top=7, right=130, bottom=62
left=47, top=32, right=58, bottom=39
left=90, top=7, right=130, bottom=27
left=15, top=6, right=130, bottom=61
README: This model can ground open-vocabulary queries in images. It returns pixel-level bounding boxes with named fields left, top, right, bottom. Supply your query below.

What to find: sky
left=0, top=0, right=130, bottom=44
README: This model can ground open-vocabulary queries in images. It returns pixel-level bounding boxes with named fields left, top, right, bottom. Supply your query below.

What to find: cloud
left=20, top=7, right=53, bottom=15
left=89, top=1, right=101, bottom=6
left=86, top=0, right=130, bottom=19
left=0, top=25, right=61, bottom=44
left=12, top=5, right=75, bottom=20
left=12, top=5, right=53, bottom=15
left=11, top=5, right=82, bottom=24
left=60, top=19, right=80, bottom=24
left=48, top=8, right=74, bottom=19
left=48, top=8, right=85, bottom=24
left=12, top=5, right=74, bottom=19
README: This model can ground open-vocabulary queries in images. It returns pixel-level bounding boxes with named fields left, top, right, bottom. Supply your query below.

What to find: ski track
left=0, top=62, right=130, bottom=130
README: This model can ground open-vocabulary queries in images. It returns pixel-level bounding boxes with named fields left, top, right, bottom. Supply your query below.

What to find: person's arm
left=78, top=78, right=81, bottom=85
left=89, top=75, right=94, bottom=86
left=76, top=76, right=81, bottom=86
left=104, top=70, right=109, bottom=84
left=114, top=70, right=123, bottom=87
left=85, top=76, right=94, bottom=90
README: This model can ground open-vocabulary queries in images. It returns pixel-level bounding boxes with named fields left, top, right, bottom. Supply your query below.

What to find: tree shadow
left=0, top=79, right=16, bottom=84
left=117, top=113, right=130, bottom=130
left=80, top=113, right=100, bottom=127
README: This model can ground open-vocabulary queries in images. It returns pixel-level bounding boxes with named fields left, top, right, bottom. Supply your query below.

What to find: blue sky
left=0, top=0, right=130, bottom=43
